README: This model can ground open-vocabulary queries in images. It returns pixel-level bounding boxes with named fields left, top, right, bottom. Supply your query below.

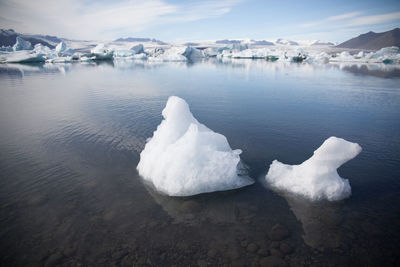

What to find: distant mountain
left=337, top=28, right=400, bottom=50
left=252, top=40, right=274, bottom=46
left=184, top=42, right=200, bottom=46
left=275, top=38, right=299, bottom=46
left=0, top=29, right=58, bottom=48
left=215, top=39, right=242, bottom=44
left=114, top=37, right=167, bottom=45
left=311, top=40, right=336, bottom=46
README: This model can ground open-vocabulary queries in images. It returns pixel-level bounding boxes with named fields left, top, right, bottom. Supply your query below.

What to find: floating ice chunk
left=4, top=50, right=45, bottom=63
left=308, top=52, right=330, bottom=63
left=79, top=56, right=95, bottom=62
left=0, top=46, right=13, bottom=52
left=148, top=46, right=204, bottom=61
left=145, top=47, right=164, bottom=57
left=149, top=46, right=187, bottom=61
left=13, top=36, right=32, bottom=51
left=46, top=56, right=73, bottom=63
left=33, top=43, right=53, bottom=54
left=91, top=43, right=114, bottom=60
left=132, top=53, right=147, bottom=59
left=231, top=48, right=275, bottom=59
left=113, top=50, right=136, bottom=58
left=204, top=47, right=218, bottom=57
left=371, top=46, right=400, bottom=64
left=372, top=46, right=399, bottom=58
left=266, top=137, right=362, bottom=201
left=137, top=96, right=253, bottom=196
left=130, top=44, right=144, bottom=54
left=183, top=46, right=204, bottom=60
left=56, top=42, right=67, bottom=53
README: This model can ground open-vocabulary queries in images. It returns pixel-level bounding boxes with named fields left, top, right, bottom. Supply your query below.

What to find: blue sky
left=0, top=0, right=399, bottom=42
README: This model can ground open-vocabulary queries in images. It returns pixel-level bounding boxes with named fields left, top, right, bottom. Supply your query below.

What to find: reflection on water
left=0, top=59, right=399, bottom=266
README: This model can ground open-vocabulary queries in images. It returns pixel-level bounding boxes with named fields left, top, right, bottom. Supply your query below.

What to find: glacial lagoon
left=0, top=59, right=399, bottom=266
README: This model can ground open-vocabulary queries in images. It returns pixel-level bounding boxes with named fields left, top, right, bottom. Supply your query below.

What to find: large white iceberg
left=137, top=96, right=253, bottom=196
left=266, top=137, right=362, bottom=201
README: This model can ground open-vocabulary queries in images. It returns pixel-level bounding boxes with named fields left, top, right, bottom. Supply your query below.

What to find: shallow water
left=0, top=59, right=399, bottom=267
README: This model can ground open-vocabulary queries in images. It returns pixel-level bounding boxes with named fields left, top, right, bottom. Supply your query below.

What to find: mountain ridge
left=337, top=28, right=400, bottom=50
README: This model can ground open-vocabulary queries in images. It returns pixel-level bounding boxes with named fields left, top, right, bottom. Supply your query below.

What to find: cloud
left=0, top=0, right=243, bottom=39
left=327, top=12, right=362, bottom=21
left=348, top=12, right=400, bottom=26
left=300, top=11, right=362, bottom=28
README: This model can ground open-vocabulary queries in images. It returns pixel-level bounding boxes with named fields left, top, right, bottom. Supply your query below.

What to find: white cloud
left=0, top=0, right=243, bottom=39
left=348, top=12, right=400, bottom=26
left=300, top=11, right=362, bottom=28
left=327, top=12, right=361, bottom=21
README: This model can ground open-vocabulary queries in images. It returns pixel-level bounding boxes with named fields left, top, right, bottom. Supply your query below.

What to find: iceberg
left=145, top=47, right=164, bottom=57
left=3, top=50, right=45, bottom=63
left=148, top=46, right=204, bottom=61
left=265, top=137, right=362, bottom=201
left=183, top=46, right=205, bottom=60
left=204, top=47, right=218, bottom=57
left=13, top=36, right=32, bottom=51
left=0, top=46, right=13, bottom=52
left=55, top=42, right=67, bottom=53
left=130, top=44, right=144, bottom=54
left=55, top=41, right=74, bottom=55
left=137, top=96, right=253, bottom=196
left=91, top=43, right=114, bottom=60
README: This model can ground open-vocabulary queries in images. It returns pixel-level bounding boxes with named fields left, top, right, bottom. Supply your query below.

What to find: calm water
left=0, top=59, right=399, bottom=267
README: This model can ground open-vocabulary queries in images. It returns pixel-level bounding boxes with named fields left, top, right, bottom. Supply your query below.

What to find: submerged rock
left=259, top=256, right=288, bottom=267
left=268, top=224, right=289, bottom=241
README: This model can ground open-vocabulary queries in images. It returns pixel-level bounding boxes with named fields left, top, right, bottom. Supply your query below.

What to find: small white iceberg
left=266, top=137, right=362, bottom=201
left=137, top=96, right=253, bottom=196
left=91, top=43, right=114, bottom=60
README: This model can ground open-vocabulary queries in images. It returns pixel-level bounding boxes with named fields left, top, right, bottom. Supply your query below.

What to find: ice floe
left=1, top=34, right=399, bottom=65
left=137, top=96, right=253, bottom=196
left=266, top=137, right=362, bottom=201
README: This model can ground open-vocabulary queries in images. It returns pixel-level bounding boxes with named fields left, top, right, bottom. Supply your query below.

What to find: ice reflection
left=144, top=183, right=238, bottom=225
left=282, top=194, right=345, bottom=249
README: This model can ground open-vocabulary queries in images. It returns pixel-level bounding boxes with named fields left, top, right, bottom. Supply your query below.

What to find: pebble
left=208, top=248, right=217, bottom=258
left=45, top=252, right=63, bottom=267
left=197, top=259, right=207, bottom=267
left=270, top=248, right=284, bottom=258
left=120, top=256, right=132, bottom=267
left=257, top=248, right=269, bottom=256
left=227, top=247, right=241, bottom=260
left=247, top=243, right=258, bottom=253
left=259, top=256, right=288, bottom=267
left=279, top=242, right=293, bottom=255
left=268, top=224, right=289, bottom=241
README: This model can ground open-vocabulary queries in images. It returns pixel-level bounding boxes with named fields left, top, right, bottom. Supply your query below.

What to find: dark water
left=0, top=59, right=399, bottom=267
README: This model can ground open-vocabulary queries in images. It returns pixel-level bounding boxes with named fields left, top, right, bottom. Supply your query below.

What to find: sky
left=0, top=0, right=399, bottom=42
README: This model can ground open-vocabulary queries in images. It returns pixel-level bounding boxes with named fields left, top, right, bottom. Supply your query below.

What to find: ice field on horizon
left=137, top=96, right=254, bottom=197
left=1, top=36, right=400, bottom=65
left=265, top=137, right=362, bottom=201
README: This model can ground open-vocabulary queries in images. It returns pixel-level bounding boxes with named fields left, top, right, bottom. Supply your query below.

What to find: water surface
left=0, top=59, right=399, bottom=266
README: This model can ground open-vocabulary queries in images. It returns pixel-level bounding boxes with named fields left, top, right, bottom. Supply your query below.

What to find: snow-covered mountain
left=0, top=29, right=60, bottom=48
